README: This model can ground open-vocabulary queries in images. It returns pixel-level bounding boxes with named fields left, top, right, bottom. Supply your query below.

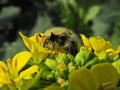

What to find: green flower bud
left=45, top=59, right=57, bottom=70
left=68, top=62, right=76, bottom=73
left=55, top=53, right=69, bottom=65
left=75, top=46, right=92, bottom=66
left=97, top=50, right=108, bottom=62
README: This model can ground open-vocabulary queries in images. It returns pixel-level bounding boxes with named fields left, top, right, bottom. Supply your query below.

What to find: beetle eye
left=60, top=35, right=67, bottom=40
left=57, top=35, right=67, bottom=45
left=48, top=32, right=56, bottom=41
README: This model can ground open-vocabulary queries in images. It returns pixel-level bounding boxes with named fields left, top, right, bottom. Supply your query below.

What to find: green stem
left=7, top=84, right=17, bottom=90
left=22, top=69, right=43, bottom=90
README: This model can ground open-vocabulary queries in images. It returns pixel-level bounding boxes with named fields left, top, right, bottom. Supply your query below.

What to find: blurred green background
left=0, top=0, right=120, bottom=61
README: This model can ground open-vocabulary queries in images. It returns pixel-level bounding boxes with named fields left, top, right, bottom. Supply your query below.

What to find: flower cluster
left=0, top=28, right=120, bottom=90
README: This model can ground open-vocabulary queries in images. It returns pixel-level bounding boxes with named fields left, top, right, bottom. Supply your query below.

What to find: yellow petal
left=29, top=33, right=37, bottom=43
left=89, top=36, right=111, bottom=53
left=0, top=77, right=10, bottom=84
left=106, top=48, right=114, bottom=54
left=0, top=61, right=7, bottom=76
left=13, top=51, right=31, bottom=72
left=91, top=63, right=119, bottom=87
left=96, top=50, right=107, bottom=60
left=104, top=41, right=112, bottom=50
left=29, top=33, right=45, bottom=44
left=7, top=58, right=13, bottom=71
left=19, top=32, right=33, bottom=51
left=0, top=84, right=3, bottom=87
left=109, top=45, right=120, bottom=56
left=69, top=67, right=98, bottom=90
left=0, top=61, right=7, bottom=69
left=38, top=48, right=50, bottom=61
left=16, top=65, right=38, bottom=81
left=80, top=34, right=91, bottom=48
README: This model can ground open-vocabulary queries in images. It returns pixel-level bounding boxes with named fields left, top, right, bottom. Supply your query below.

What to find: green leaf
left=0, top=0, right=8, bottom=4
left=84, top=6, right=100, bottom=24
left=110, top=27, right=120, bottom=48
left=3, top=38, right=26, bottom=61
left=30, top=15, right=53, bottom=35
left=115, top=87, right=120, bottom=90
left=69, top=67, right=98, bottom=90
left=0, top=6, right=20, bottom=19
left=85, top=57, right=99, bottom=68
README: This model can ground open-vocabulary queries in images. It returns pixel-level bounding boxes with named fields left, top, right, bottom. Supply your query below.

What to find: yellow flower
left=19, top=32, right=50, bottom=63
left=91, top=63, right=119, bottom=88
left=80, top=34, right=91, bottom=48
left=108, top=45, right=120, bottom=56
left=0, top=51, right=38, bottom=89
left=69, top=63, right=119, bottom=90
left=19, top=32, right=45, bottom=53
left=57, top=62, right=67, bottom=73
left=81, top=34, right=113, bottom=55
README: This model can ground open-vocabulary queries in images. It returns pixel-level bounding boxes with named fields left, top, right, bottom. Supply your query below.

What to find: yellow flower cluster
left=0, top=51, right=38, bottom=90
left=81, top=34, right=120, bottom=57
left=0, top=28, right=120, bottom=90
